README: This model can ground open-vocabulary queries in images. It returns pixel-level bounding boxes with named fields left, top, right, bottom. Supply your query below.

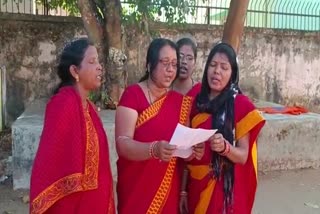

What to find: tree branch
left=77, top=0, right=104, bottom=46
left=105, top=0, right=122, bottom=49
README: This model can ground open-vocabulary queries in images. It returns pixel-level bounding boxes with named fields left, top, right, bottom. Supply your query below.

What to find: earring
left=75, top=76, right=79, bottom=82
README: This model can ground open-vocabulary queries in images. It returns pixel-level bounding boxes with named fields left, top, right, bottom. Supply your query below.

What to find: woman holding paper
left=182, top=42, right=265, bottom=214
left=115, top=38, right=204, bottom=214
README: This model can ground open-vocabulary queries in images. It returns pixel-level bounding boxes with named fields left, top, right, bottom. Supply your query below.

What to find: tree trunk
left=78, top=0, right=126, bottom=109
left=77, top=0, right=104, bottom=50
left=222, top=0, right=250, bottom=53
left=105, top=0, right=127, bottom=106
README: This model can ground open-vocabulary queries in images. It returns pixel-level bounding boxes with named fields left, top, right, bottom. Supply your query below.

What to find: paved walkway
left=253, top=168, right=320, bottom=214
left=1, top=169, right=319, bottom=214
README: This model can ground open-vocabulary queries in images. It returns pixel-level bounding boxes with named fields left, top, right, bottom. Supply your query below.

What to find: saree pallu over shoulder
left=187, top=82, right=201, bottom=98
left=235, top=109, right=265, bottom=177
left=30, top=87, right=114, bottom=214
left=117, top=91, right=192, bottom=214
left=136, top=93, right=192, bottom=128
left=188, top=95, right=265, bottom=214
left=146, top=94, right=192, bottom=214
left=31, top=110, right=99, bottom=214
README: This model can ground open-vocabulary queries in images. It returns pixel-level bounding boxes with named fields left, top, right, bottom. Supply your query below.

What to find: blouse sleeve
left=118, top=84, right=148, bottom=113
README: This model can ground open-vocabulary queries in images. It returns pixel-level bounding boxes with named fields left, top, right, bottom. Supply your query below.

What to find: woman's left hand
left=192, top=142, right=205, bottom=160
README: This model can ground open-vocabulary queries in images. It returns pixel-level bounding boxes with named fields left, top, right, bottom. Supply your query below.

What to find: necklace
left=146, top=79, right=168, bottom=104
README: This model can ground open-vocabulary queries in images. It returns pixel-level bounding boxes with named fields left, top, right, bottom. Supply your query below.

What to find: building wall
left=1, top=13, right=319, bottom=125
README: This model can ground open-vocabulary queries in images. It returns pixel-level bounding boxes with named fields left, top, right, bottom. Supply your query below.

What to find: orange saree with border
left=117, top=84, right=193, bottom=214
left=30, top=86, right=115, bottom=214
left=187, top=94, right=265, bottom=214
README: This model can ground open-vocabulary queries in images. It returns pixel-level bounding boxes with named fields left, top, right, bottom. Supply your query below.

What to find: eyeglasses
left=179, top=54, right=194, bottom=62
left=159, top=58, right=178, bottom=69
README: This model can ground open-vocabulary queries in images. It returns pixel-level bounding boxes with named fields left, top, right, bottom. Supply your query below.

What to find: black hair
left=200, top=42, right=239, bottom=95
left=197, top=42, right=240, bottom=210
left=176, top=37, right=197, bottom=60
left=53, top=37, right=93, bottom=94
left=139, top=38, right=179, bottom=82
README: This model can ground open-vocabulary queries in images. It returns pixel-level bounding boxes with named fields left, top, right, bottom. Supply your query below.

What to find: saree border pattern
left=188, top=108, right=265, bottom=213
left=135, top=96, right=166, bottom=128
left=146, top=96, right=193, bottom=213
left=30, top=109, right=99, bottom=214
left=235, top=109, right=265, bottom=177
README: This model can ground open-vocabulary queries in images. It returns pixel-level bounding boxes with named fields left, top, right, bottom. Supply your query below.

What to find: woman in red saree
left=173, top=37, right=201, bottom=97
left=30, top=38, right=115, bottom=214
left=182, top=43, right=265, bottom=214
left=116, top=38, right=204, bottom=214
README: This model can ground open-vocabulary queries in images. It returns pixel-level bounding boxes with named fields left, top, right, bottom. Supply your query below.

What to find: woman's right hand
left=154, top=141, right=177, bottom=162
left=179, top=192, right=189, bottom=214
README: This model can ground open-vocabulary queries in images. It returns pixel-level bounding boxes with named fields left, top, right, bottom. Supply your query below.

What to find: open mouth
left=180, top=66, right=188, bottom=73
left=97, top=74, right=103, bottom=80
left=210, top=77, right=220, bottom=83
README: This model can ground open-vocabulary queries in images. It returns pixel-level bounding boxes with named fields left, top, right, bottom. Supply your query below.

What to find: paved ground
left=253, top=168, right=320, bottom=214
left=0, top=169, right=319, bottom=214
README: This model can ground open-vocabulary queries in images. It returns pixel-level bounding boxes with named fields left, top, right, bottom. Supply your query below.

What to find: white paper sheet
left=169, top=123, right=217, bottom=158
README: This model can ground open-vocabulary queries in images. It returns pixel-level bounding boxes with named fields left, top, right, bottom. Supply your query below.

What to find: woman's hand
left=192, top=142, right=205, bottom=160
left=179, top=191, right=189, bottom=214
left=154, top=141, right=177, bottom=162
left=209, top=133, right=226, bottom=153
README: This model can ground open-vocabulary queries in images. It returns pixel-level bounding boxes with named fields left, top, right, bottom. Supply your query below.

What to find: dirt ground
left=0, top=168, right=319, bottom=214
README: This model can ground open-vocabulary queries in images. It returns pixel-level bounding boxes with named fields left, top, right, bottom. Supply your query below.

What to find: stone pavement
left=253, top=168, right=320, bottom=214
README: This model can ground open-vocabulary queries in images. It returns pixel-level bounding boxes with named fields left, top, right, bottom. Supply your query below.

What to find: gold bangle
left=149, top=141, right=159, bottom=159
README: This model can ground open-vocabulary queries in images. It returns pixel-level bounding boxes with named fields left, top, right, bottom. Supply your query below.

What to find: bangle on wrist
left=149, top=141, right=159, bottom=159
left=219, top=140, right=231, bottom=156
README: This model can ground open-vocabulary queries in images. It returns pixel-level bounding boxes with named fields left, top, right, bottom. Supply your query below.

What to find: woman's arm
left=115, top=106, right=176, bottom=161
left=224, top=134, right=249, bottom=164
left=209, top=133, right=249, bottom=165
left=179, top=167, right=189, bottom=214
left=115, top=106, right=151, bottom=161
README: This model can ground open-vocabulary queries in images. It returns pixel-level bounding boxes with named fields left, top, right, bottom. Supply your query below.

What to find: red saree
left=187, top=94, right=265, bottom=214
left=117, top=84, right=193, bottom=214
left=30, top=86, right=115, bottom=214
left=186, top=82, right=201, bottom=97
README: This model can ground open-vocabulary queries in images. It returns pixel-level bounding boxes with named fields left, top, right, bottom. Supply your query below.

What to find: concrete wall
left=0, top=13, right=85, bottom=125
left=155, top=27, right=320, bottom=113
left=1, top=13, right=320, bottom=125
left=11, top=100, right=320, bottom=189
